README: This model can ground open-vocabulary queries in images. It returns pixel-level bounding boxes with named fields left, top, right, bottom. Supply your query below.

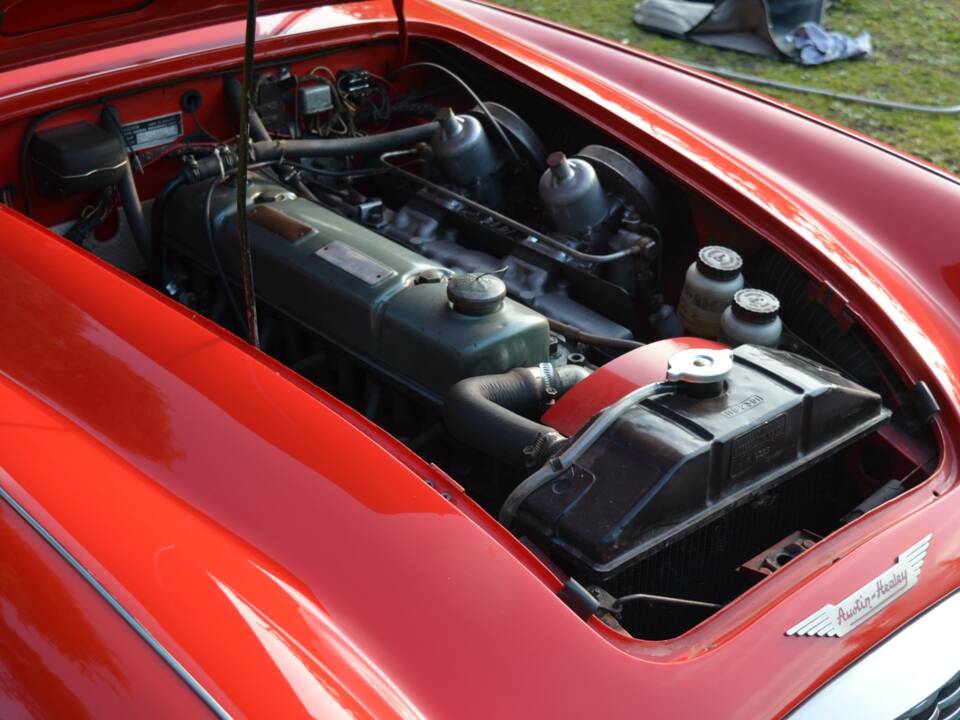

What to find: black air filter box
left=516, top=344, right=890, bottom=579
left=32, top=122, right=127, bottom=196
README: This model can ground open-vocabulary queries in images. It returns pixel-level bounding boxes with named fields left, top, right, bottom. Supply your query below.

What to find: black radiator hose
left=443, top=365, right=588, bottom=468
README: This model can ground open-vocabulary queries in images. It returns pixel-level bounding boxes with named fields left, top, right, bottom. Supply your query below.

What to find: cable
left=380, top=149, right=646, bottom=264
left=332, top=72, right=361, bottom=137
left=611, top=593, right=720, bottom=612
left=203, top=177, right=245, bottom=330
left=283, top=160, right=389, bottom=178
left=291, top=75, right=301, bottom=139
left=547, top=318, right=643, bottom=351
left=308, top=65, right=337, bottom=83
left=366, top=71, right=394, bottom=88
left=64, top=188, right=116, bottom=245
left=388, top=61, right=522, bottom=161
left=189, top=108, right=223, bottom=142
left=139, top=141, right=221, bottom=170
left=286, top=161, right=381, bottom=178
left=684, top=61, right=960, bottom=114
left=150, top=174, right=186, bottom=287
left=236, top=0, right=260, bottom=348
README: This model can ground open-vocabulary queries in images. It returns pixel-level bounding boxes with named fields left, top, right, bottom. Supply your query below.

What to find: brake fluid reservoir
left=719, top=288, right=782, bottom=347
left=677, top=245, right=744, bottom=338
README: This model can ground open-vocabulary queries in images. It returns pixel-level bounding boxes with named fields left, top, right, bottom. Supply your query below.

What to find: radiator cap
left=514, top=344, right=891, bottom=578
left=666, top=347, right=733, bottom=396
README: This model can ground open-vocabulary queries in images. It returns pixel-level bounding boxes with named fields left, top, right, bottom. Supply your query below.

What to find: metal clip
left=213, top=147, right=226, bottom=180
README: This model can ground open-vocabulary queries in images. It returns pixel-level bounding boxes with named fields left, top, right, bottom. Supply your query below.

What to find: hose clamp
left=213, top=147, right=226, bottom=180
left=538, top=362, right=558, bottom=403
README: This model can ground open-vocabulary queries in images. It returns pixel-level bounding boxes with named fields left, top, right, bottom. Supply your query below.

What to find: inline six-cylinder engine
left=35, top=59, right=929, bottom=639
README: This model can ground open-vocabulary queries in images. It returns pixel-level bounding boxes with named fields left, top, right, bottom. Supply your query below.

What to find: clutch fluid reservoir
left=719, top=288, right=782, bottom=347
left=538, top=151, right=608, bottom=236
left=677, top=245, right=744, bottom=338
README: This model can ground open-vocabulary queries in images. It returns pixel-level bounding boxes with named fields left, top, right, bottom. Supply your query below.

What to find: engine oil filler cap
left=666, top=347, right=734, bottom=397
left=447, top=272, right=506, bottom=315
left=415, top=268, right=446, bottom=285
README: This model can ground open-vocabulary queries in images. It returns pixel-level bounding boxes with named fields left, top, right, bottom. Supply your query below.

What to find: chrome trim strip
left=941, top=682, right=960, bottom=708
left=790, top=591, right=960, bottom=719
left=0, top=481, right=233, bottom=720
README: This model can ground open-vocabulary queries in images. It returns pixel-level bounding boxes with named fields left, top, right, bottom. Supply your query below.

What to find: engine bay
left=15, top=39, right=940, bottom=640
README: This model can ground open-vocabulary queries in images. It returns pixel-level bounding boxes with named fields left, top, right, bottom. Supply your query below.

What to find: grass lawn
left=495, top=0, right=960, bottom=174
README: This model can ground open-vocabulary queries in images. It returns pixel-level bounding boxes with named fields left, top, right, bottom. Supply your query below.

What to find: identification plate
left=121, top=112, right=183, bottom=151
left=315, top=241, right=396, bottom=285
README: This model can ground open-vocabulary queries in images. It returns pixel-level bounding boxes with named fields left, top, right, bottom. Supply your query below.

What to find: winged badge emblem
left=786, top=534, right=932, bottom=638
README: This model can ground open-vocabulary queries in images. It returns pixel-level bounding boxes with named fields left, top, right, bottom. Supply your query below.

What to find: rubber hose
left=226, top=75, right=322, bottom=205
left=117, top=169, right=151, bottom=265
left=547, top=318, right=643, bottom=351
left=226, top=75, right=439, bottom=155
left=258, top=125, right=439, bottom=159
left=443, top=365, right=588, bottom=468
left=100, top=106, right=151, bottom=265
left=224, top=76, right=271, bottom=141
left=149, top=174, right=186, bottom=288
left=684, top=61, right=960, bottom=115
left=185, top=125, right=438, bottom=183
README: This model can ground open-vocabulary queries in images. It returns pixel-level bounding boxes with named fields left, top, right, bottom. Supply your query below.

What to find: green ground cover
left=497, top=0, right=960, bottom=173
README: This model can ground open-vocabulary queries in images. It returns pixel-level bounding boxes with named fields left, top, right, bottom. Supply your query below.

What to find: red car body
left=1, top=1, right=959, bottom=717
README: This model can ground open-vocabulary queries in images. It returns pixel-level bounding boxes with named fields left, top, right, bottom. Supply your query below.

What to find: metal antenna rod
left=236, top=0, right=260, bottom=348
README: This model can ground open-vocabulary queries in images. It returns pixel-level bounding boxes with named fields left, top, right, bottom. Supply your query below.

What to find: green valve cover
left=165, top=176, right=550, bottom=402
